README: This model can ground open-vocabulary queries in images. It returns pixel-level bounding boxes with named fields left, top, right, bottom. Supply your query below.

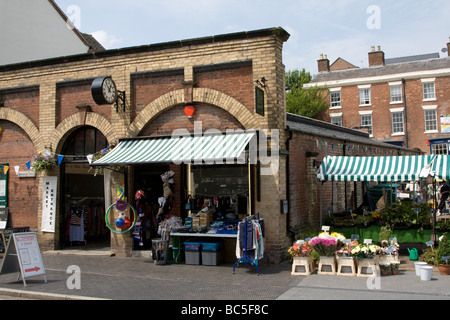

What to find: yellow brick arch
left=51, top=113, right=117, bottom=154
left=0, top=108, right=43, bottom=151
left=128, top=88, right=260, bottom=136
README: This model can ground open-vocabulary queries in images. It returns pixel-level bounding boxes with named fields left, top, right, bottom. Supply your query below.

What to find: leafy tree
left=286, top=69, right=329, bottom=119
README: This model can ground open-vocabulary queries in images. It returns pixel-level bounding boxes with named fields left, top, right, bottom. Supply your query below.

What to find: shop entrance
left=132, top=164, right=172, bottom=250
left=59, top=126, right=110, bottom=250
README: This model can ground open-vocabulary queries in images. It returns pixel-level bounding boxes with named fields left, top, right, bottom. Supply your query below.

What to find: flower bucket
left=291, top=256, right=313, bottom=275
left=420, top=266, right=433, bottom=281
left=318, top=256, right=336, bottom=275
left=414, top=262, right=427, bottom=276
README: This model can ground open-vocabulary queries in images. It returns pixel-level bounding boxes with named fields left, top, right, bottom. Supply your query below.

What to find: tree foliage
left=286, top=69, right=329, bottom=119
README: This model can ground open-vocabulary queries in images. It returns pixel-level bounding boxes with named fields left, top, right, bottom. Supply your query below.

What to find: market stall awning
left=91, top=132, right=256, bottom=166
left=317, top=155, right=444, bottom=182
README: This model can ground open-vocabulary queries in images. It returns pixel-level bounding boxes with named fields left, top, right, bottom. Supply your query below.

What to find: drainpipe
left=402, top=78, right=409, bottom=148
left=285, top=126, right=294, bottom=239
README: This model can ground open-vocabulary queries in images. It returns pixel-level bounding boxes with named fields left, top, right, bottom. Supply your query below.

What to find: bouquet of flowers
left=288, top=241, right=312, bottom=257
left=310, top=236, right=337, bottom=257
left=335, top=240, right=358, bottom=257
left=378, top=239, right=400, bottom=257
left=351, top=243, right=381, bottom=260
left=30, top=153, right=57, bottom=173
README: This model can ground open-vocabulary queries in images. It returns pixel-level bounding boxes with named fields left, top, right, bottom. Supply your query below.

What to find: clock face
left=91, top=76, right=117, bottom=105
left=102, top=77, right=117, bottom=104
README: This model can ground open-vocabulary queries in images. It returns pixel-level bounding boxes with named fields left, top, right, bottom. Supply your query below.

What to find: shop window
left=190, top=165, right=249, bottom=216
left=431, top=143, right=448, bottom=155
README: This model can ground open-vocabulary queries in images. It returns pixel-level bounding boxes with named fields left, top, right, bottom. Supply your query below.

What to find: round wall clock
left=91, top=76, right=117, bottom=105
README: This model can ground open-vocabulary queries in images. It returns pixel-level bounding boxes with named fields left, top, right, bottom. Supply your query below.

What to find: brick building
left=0, top=25, right=296, bottom=263
left=305, top=40, right=450, bottom=155
left=0, top=1, right=420, bottom=263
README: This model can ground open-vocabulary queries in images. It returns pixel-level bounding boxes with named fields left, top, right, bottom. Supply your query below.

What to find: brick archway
left=52, top=113, right=116, bottom=153
left=0, top=108, right=42, bottom=151
left=128, top=88, right=260, bottom=136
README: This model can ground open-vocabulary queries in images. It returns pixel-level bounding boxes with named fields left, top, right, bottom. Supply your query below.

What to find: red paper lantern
left=184, top=105, right=195, bottom=118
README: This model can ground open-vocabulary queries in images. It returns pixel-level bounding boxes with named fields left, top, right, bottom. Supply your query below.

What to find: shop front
left=91, top=129, right=262, bottom=264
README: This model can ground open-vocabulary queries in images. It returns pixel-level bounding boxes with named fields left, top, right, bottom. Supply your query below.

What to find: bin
left=152, top=239, right=169, bottom=265
left=171, top=237, right=184, bottom=263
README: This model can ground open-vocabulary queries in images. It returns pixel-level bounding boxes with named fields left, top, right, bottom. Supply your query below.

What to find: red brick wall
left=0, top=87, right=39, bottom=126
left=194, top=63, right=254, bottom=113
left=288, top=129, right=403, bottom=231
left=57, top=82, right=112, bottom=124
left=140, top=104, right=244, bottom=136
left=131, top=70, right=185, bottom=120
left=0, top=120, right=38, bottom=229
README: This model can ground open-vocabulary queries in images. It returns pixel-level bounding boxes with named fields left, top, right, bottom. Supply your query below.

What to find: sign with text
left=41, top=176, right=57, bottom=233
left=0, top=232, right=47, bottom=287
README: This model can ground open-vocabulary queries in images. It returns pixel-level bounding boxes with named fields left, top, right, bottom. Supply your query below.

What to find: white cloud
left=91, top=30, right=122, bottom=49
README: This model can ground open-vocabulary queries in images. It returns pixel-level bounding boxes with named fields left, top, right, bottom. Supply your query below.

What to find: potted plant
left=436, top=233, right=450, bottom=275
left=30, top=153, right=57, bottom=173
left=390, top=261, right=400, bottom=275
left=379, top=261, right=391, bottom=276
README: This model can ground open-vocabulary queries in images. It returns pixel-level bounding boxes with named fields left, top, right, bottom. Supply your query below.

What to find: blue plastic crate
left=201, top=241, right=223, bottom=252
left=184, top=242, right=201, bottom=251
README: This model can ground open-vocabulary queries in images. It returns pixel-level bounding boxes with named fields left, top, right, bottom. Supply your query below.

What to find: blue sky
left=54, top=0, right=450, bottom=75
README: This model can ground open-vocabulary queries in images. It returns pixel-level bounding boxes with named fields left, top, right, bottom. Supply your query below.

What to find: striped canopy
left=92, top=132, right=255, bottom=166
left=317, top=155, right=450, bottom=182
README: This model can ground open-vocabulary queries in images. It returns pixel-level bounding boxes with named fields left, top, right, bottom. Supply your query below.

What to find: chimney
left=447, top=37, right=450, bottom=57
left=318, top=53, right=330, bottom=72
left=368, top=45, right=385, bottom=67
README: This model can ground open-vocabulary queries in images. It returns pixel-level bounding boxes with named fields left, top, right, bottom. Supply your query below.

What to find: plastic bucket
left=414, top=262, right=427, bottom=276
left=420, top=266, right=433, bottom=281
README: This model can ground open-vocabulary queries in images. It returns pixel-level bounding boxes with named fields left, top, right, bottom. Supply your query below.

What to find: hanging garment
left=235, top=220, right=264, bottom=261
left=69, top=209, right=85, bottom=243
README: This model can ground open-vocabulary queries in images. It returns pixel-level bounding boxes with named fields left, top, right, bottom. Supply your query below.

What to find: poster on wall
left=441, top=114, right=450, bottom=133
left=41, top=176, right=57, bottom=233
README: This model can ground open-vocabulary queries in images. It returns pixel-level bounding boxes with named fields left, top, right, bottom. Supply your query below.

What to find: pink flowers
left=310, top=236, right=337, bottom=256
left=310, top=236, right=337, bottom=247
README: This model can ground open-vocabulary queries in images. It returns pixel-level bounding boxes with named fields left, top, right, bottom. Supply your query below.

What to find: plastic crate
left=184, top=242, right=201, bottom=251
left=201, top=240, right=223, bottom=252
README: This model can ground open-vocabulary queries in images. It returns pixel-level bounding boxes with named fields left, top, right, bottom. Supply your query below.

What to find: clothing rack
left=233, top=212, right=267, bottom=275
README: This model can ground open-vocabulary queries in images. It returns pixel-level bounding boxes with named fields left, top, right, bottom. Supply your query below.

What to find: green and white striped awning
left=317, top=155, right=450, bottom=182
left=92, top=132, right=255, bottom=166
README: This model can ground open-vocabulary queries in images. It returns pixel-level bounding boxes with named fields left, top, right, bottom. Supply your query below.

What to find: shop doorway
left=59, top=126, right=110, bottom=250
left=132, top=164, right=171, bottom=250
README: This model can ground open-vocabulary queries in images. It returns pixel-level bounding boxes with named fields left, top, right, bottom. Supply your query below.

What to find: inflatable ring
left=105, top=201, right=137, bottom=234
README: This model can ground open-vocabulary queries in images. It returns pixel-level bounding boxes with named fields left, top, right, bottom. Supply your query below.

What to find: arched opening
left=59, top=126, right=110, bottom=250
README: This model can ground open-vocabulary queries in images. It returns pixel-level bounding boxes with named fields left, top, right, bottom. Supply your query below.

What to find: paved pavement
left=0, top=249, right=448, bottom=305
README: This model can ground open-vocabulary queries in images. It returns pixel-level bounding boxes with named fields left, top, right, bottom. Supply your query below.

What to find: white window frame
left=421, top=78, right=436, bottom=101
left=358, top=84, right=371, bottom=106
left=422, top=105, right=438, bottom=133
left=330, top=112, right=342, bottom=126
left=388, top=81, right=403, bottom=104
left=390, top=107, right=405, bottom=136
left=359, top=110, right=373, bottom=136
left=329, top=87, right=341, bottom=109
